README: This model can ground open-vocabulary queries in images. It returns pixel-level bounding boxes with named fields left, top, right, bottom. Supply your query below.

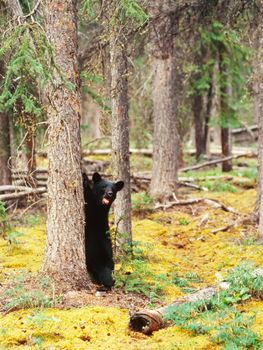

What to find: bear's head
left=92, top=172, right=124, bottom=206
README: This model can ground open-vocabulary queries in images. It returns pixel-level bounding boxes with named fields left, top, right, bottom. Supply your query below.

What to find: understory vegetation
left=0, top=158, right=262, bottom=349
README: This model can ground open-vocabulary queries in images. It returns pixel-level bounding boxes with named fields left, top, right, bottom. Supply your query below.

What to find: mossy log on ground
left=129, top=268, right=263, bottom=335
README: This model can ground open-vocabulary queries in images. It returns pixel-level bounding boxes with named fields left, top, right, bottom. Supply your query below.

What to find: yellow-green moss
left=0, top=189, right=262, bottom=349
left=0, top=225, right=45, bottom=280
left=0, top=307, right=218, bottom=350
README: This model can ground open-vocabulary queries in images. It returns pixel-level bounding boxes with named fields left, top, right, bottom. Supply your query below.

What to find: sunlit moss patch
left=0, top=307, right=218, bottom=350
left=0, top=225, right=45, bottom=280
left=0, top=188, right=262, bottom=349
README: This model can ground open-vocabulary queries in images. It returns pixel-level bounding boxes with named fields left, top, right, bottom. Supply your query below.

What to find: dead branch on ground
left=155, top=197, right=239, bottom=215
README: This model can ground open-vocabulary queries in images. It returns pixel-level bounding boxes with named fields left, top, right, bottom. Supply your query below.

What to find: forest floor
left=0, top=156, right=263, bottom=349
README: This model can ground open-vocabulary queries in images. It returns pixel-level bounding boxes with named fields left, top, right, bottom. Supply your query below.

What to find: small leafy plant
left=114, top=241, right=165, bottom=304
left=165, top=263, right=263, bottom=349
left=3, top=275, right=59, bottom=311
left=0, top=201, right=24, bottom=245
left=27, top=310, right=60, bottom=328
left=131, top=192, right=153, bottom=211
left=0, top=201, right=9, bottom=237
left=178, top=218, right=190, bottom=225
left=202, top=180, right=237, bottom=193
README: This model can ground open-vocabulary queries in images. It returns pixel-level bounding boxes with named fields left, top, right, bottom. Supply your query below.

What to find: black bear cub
left=83, top=172, right=124, bottom=289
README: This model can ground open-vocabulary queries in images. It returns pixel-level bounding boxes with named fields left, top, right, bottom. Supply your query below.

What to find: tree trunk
left=110, top=29, right=132, bottom=249
left=193, top=93, right=206, bottom=160
left=0, top=112, right=12, bottom=186
left=218, top=47, right=232, bottom=172
left=24, top=128, right=37, bottom=187
left=221, top=127, right=232, bottom=171
left=149, top=2, right=180, bottom=200
left=253, top=3, right=263, bottom=238
left=4, top=0, right=23, bottom=17
left=42, top=0, right=90, bottom=289
left=100, top=43, right=112, bottom=136
left=204, top=73, right=214, bottom=151
left=192, top=46, right=207, bottom=160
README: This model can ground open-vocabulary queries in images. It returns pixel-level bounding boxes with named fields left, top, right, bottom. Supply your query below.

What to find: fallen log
left=154, top=197, right=239, bottom=215
left=0, top=185, right=39, bottom=193
left=211, top=222, right=236, bottom=234
left=129, top=268, right=263, bottom=335
left=232, top=123, right=258, bottom=142
left=11, top=171, right=210, bottom=193
left=12, top=175, right=48, bottom=182
left=177, top=181, right=208, bottom=191
left=180, top=152, right=257, bottom=173
left=12, top=168, right=48, bottom=174
left=232, top=124, right=258, bottom=136
left=0, top=187, right=46, bottom=201
left=13, top=180, right=48, bottom=187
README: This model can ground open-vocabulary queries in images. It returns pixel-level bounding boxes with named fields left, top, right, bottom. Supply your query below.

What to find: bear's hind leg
left=97, top=266, right=113, bottom=289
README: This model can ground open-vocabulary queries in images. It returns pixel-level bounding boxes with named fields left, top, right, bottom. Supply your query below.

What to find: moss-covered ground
left=0, top=162, right=262, bottom=349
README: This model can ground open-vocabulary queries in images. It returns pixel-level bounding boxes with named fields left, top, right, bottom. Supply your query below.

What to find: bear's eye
left=100, top=189, right=105, bottom=195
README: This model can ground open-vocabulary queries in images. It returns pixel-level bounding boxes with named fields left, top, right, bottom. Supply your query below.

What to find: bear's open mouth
left=102, top=197, right=110, bottom=205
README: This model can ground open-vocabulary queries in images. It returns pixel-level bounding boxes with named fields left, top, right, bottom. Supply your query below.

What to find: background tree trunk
left=110, top=29, right=132, bottom=250
left=192, top=46, right=207, bottom=160
left=218, top=47, right=232, bottom=172
left=253, top=1, right=263, bottom=239
left=193, top=93, right=206, bottom=160
left=24, top=128, right=37, bottom=187
left=0, top=112, right=12, bottom=186
left=149, top=1, right=180, bottom=200
left=42, top=0, right=90, bottom=289
left=204, top=74, right=214, bottom=150
left=5, top=0, right=23, bottom=17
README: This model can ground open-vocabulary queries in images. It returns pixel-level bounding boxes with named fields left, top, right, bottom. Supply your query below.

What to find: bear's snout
left=102, top=197, right=110, bottom=205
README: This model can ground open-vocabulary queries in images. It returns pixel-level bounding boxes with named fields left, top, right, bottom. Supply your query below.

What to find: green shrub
left=0, top=201, right=24, bottom=244
left=131, top=192, right=153, bottom=210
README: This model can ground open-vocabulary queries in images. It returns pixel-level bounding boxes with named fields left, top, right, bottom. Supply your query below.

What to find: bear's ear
left=115, top=181, right=124, bottom=192
left=92, top=172, right=102, bottom=183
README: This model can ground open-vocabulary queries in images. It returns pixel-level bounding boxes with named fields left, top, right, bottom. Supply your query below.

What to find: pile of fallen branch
left=2, top=151, right=256, bottom=203
left=0, top=185, right=46, bottom=201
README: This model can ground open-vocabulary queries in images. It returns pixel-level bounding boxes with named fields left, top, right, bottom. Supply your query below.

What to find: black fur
left=83, top=172, right=124, bottom=288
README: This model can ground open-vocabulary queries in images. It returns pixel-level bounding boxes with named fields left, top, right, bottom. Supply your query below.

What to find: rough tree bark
left=42, top=0, right=90, bottom=289
left=0, top=32, right=11, bottom=185
left=218, top=46, right=232, bottom=172
left=204, top=73, right=213, bottom=150
left=4, top=0, right=23, bottom=17
left=149, top=1, right=180, bottom=200
left=192, top=45, right=207, bottom=160
left=254, top=0, right=263, bottom=239
left=0, top=111, right=12, bottom=186
left=110, top=28, right=132, bottom=248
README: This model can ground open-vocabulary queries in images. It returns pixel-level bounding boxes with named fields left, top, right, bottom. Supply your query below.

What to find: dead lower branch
left=155, top=197, right=240, bottom=215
